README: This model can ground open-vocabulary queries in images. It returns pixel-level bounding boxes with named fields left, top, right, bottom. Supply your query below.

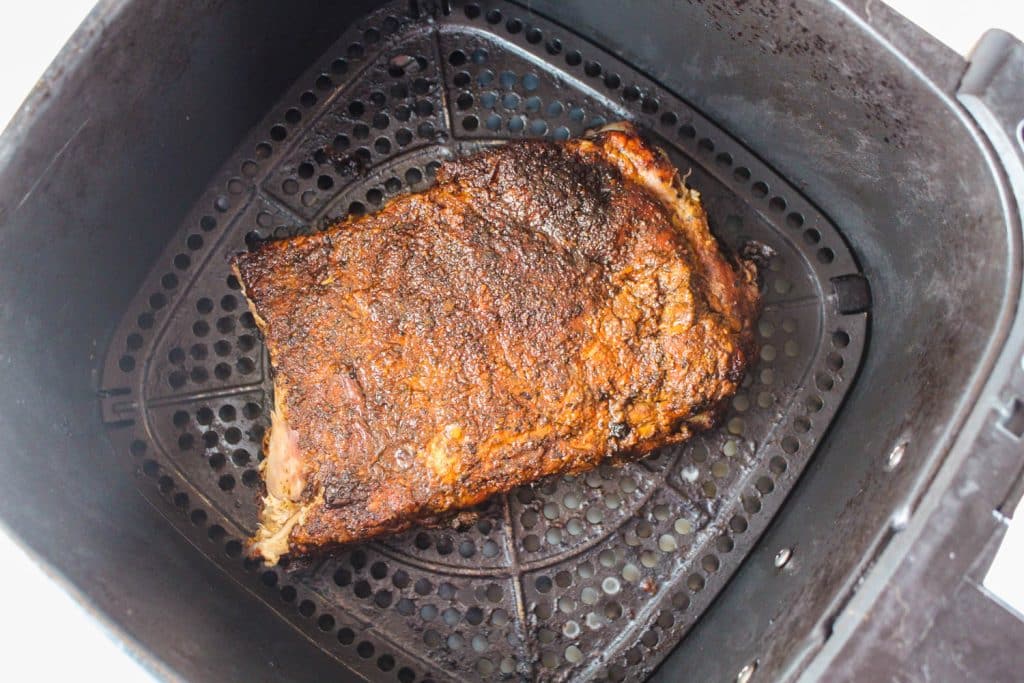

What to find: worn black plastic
left=0, top=1, right=1020, bottom=682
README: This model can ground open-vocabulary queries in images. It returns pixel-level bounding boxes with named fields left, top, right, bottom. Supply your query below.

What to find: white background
left=0, top=1, right=1021, bottom=680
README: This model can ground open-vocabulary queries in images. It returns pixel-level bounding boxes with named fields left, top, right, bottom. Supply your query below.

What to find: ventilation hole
left=213, top=317, right=233, bottom=335
left=828, top=332, right=850, bottom=352
left=322, top=57, right=347, bottom=79
left=698, top=137, right=715, bottom=153
left=486, top=8, right=502, bottom=23
left=756, top=476, right=775, bottom=494
left=414, top=99, right=434, bottom=117
left=742, top=494, right=762, bottom=514
left=763, top=457, right=788, bottom=479
left=827, top=352, right=844, bottom=372
left=225, top=540, right=242, bottom=558
left=334, top=567, right=352, bottom=586
left=218, top=474, right=235, bottom=491
left=348, top=100, right=365, bottom=117
left=417, top=122, right=435, bottom=139
left=641, top=630, right=659, bottom=648
left=679, top=123, right=696, bottom=139
left=405, top=168, right=422, bottom=185
left=316, top=614, right=335, bottom=632
left=347, top=43, right=365, bottom=60
left=462, top=115, right=479, bottom=131
left=730, top=515, right=748, bottom=533
left=270, top=125, right=287, bottom=141
left=641, top=97, right=659, bottom=114
left=573, top=60, right=601, bottom=80
left=207, top=340, right=228, bottom=358
left=816, top=373, right=835, bottom=391
left=374, top=590, right=393, bottom=608
left=186, top=508, right=207, bottom=527
left=687, top=574, right=705, bottom=591
left=338, top=627, right=355, bottom=645
left=435, top=536, right=453, bottom=555
left=331, top=135, right=351, bottom=153
left=253, top=144, right=273, bottom=162
left=803, top=228, right=821, bottom=244
left=566, top=50, right=582, bottom=66
left=546, top=38, right=562, bottom=55
left=200, top=530, right=228, bottom=557
left=729, top=167, right=750, bottom=184
left=276, top=585, right=297, bottom=604
left=480, top=113, right=499, bottom=131
left=449, top=50, right=467, bottom=66
left=817, top=247, right=835, bottom=264
left=542, top=126, right=566, bottom=142
left=230, top=447, right=248, bottom=465
left=376, top=654, right=395, bottom=672
left=716, top=535, right=736, bottom=554
left=506, top=18, right=523, bottom=33
left=752, top=181, right=769, bottom=197
left=787, top=212, right=805, bottom=228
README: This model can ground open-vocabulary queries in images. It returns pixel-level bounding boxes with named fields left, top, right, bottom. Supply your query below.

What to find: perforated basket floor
left=98, top=2, right=867, bottom=681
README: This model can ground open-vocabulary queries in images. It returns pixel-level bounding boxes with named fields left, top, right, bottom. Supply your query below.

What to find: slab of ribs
left=233, top=123, right=760, bottom=563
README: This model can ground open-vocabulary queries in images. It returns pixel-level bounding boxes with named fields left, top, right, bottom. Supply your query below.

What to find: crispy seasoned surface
left=234, top=124, right=759, bottom=562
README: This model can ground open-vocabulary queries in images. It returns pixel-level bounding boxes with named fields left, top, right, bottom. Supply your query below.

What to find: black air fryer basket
left=1, top=1, right=1023, bottom=681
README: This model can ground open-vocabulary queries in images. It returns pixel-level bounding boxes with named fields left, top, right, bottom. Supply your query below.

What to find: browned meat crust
left=233, top=123, right=760, bottom=563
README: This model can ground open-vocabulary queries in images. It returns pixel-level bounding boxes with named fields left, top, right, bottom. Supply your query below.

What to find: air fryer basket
left=1, top=1, right=1022, bottom=682
left=96, top=3, right=866, bottom=680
